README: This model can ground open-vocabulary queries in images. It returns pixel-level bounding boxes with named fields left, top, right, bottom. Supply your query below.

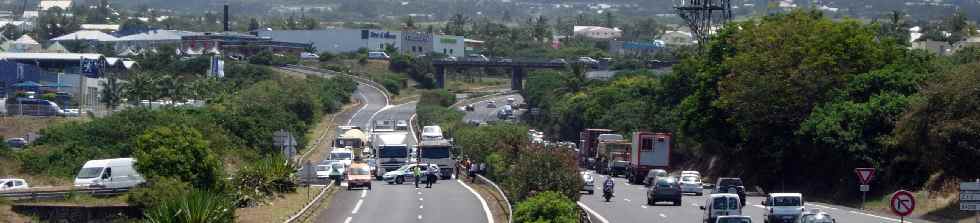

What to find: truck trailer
left=626, top=132, right=672, bottom=184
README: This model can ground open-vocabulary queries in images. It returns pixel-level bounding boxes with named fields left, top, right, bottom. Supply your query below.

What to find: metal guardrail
left=283, top=181, right=334, bottom=223
left=0, top=188, right=130, bottom=201
left=475, top=174, right=512, bottom=223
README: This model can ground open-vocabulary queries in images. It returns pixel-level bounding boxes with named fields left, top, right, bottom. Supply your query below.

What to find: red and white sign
left=890, top=190, right=916, bottom=217
left=855, top=168, right=875, bottom=185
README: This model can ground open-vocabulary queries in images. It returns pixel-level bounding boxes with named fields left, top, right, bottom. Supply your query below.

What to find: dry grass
left=0, top=116, right=75, bottom=140
left=462, top=176, right=510, bottom=223
left=236, top=186, right=323, bottom=223
left=863, top=174, right=977, bottom=223
left=0, top=202, right=32, bottom=223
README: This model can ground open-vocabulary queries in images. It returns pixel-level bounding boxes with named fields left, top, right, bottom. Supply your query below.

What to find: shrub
left=134, top=125, right=225, bottom=190
left=144, top=189, right=235, bottom=223
left=127, top=177, right=193, bottom=208
left=317, top=52, right=336, bottom=62
left=232, top=156, right=297, bottom=207
left=382, top=79, right=401, bottom=95
left=513, top=191, right=578, bottom=223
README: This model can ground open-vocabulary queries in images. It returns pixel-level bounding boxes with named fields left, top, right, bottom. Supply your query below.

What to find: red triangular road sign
left=855, top=168, right=875, bottom=185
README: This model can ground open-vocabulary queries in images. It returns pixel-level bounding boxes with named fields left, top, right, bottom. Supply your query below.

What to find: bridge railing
left=0, top=188, right=130, bottom=201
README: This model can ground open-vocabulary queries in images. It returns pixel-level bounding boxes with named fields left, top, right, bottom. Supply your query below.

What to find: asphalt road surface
left=313, top=88, right=490, bottom=223
left=580, top=171, right=935, bottom=223
left=461, top=94, right=524, bottom=123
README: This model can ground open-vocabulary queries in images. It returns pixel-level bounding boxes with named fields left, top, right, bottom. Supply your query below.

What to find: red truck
left=626, top=132, right=672, bottom=184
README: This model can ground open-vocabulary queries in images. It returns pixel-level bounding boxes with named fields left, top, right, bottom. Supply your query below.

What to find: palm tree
left=123, top=71, right=158, bottom=106
left=99, top=74, right=125, bottom=111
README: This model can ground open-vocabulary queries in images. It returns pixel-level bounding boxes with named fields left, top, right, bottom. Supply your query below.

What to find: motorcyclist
left=603, top=176, right=615, bottom=201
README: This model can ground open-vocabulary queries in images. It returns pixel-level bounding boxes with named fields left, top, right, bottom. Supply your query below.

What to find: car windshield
left=718, top=217, right=752, bottom=223
left=331, top=163, right=345, bottom=169
left=719, top=179, right=743, bottom=187
left=772, top=196, right=802, bottom=206
left=76, top=167, right=103, bottom=179
left=331, top=152, right=352, bottom=160
left=397, top=165, right=414, bottom=171
left=350, top=167, right=370, bottom=175
left=713, top=197, right=739, bottom=210
left=316, top=165, right=330, bottom=171
left=682, top=176, right=699, bottom=182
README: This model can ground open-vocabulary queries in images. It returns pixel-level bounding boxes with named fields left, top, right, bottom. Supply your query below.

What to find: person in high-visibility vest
left=413, top=166, right=422, bottom=188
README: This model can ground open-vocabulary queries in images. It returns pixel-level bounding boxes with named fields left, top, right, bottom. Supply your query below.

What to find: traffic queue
left=576, top=129, right=836, bottom=223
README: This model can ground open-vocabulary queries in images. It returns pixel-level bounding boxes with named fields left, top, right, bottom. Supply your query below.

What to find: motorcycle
left=603, top=189, right=614, bottom=202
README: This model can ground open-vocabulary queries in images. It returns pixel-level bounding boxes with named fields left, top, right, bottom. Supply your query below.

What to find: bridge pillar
left=511, top=67, right=525, bottom=91
left=435, top=65, right=446, bottom=89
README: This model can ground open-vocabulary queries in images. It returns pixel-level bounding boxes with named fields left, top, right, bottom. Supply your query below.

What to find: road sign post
left=856, top=168, right=875, bottom=209
left=891, top=190, right=916, bottom=223
left=961, top=179, right=980, bottom=223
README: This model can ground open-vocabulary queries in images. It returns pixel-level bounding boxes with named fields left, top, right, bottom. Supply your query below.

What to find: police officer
left=413, top=166, right=422, bottom=188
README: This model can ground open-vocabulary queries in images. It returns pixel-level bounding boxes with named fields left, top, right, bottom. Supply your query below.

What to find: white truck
left=418, top=139, right=455, bottom=179
left=328, top=147, right=355, bottom=167
left=335, top=128, right=369, bottom=157
left=371, top=132, right=411, bottom=179
left=73, top=158, right=145, bottom=189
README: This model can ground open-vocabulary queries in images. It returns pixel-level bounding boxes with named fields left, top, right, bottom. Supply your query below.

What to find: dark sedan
left=648, top=176, right=682, bottom=206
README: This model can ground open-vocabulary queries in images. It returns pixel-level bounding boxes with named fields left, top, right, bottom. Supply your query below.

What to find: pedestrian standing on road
left=425, top=168, right=435, bottom=188
left=413, top=166, right=422, bottom=188
left=469, top=162, right=478, bottom=183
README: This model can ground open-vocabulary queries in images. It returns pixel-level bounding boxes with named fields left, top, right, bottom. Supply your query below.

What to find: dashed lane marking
left=419, top=205, right=423, bottom=209
left=418, top=215, right=423, bottom=220
left=848, top=211, right=907, bottom=222
left=360, top=189, right=367, bottom=198
left=659, top=213, right=667, bottom=218
left=752, top=205, right=766, bottom=209
left=351, top=199, right=364, bottom=214
left=344, top=216, right=352, bottom=223
left=624, top=198, right=631, bottom=202
left=642, top=205, right=648, bottom=209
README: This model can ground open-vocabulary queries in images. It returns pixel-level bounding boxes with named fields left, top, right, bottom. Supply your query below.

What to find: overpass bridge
left=431, top=59, right=569, bottom=90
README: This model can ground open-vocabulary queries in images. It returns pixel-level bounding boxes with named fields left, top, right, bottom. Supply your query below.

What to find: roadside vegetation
left=2, top=50, right=357, bottom=221
left=523, top=9, right=980, bottom=218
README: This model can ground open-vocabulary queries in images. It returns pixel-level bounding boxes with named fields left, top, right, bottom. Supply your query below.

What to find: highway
left=301, top=68, right=490, bottom=223
left=461, top=94, right=524, bottom=123
left=580, top=171, right=935, bottom=223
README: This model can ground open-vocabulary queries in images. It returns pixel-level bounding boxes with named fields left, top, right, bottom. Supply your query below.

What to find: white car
left=486, top=101, right=496, bottom=108
left=316, top=162, right=346, bottom=181
left=763, top=193, right=805, bottom=223
left=716, top=215, right=753, bottom=223
left=701, top=193, right=742, bottom=223
left=581, top=171, right=595, bottom=194
left=0, top=178, right=29, bottom=191
left=680, top=174, right=704, bottom=195
left=382, top=163, right=440, bottom=184
left=681, top=170, right=702, bottom=177
left=421, top=126, right=444, bottom=141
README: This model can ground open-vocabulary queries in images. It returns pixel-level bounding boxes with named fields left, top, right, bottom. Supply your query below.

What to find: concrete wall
left=12, top=204, right=142, bottom=222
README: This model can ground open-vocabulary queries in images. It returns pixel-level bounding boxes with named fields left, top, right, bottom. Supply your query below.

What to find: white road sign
left=860, top=185, right=870, bottom=192
left=962, top=202, right=980, bottom=211
left=962, top=182, right=980, bottom=191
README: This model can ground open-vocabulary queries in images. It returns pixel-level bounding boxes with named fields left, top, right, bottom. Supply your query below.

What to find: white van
left=702, top=193, right=742, bottom=223
left=73, top=158, right=145, bottom=189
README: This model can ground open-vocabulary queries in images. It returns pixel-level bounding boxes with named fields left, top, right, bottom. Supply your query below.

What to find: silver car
left=581, top=171, right=595, bottom=194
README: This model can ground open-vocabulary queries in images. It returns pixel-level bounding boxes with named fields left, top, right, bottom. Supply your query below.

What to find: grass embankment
left=859, top=175, right=977, bottom=223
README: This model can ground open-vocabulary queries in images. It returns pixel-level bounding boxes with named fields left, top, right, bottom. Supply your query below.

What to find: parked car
left=550, top=58, right=568, bottom=64
left=5, top=138, right=27, bottom=149
left=701, top=193, right=743, bottom=223
left=581, top=171, right=595, bottom=194
left=680, top=174, right=704, bottom=195
left=763, top=193, right=805, bottom=223
left=486, top=101, right=496, bottom=108
left=716, top=215, right=752, bottom=223
left=644, top=169, right=668, bottom=186
left=577, top=57, right=599, bottom=64
left=382, top=163, right=440, bottom=184
left=346, top=162, right=372, bottom=190
left=799, top=210, right=836, bottom=223
left=73, top=158, right=145, bottom=189
left=0, top=178, right=28, bottom=191
left=714, top=177, right=747, bottom=206
left=464, top=104, right=475, bottom=111
left=466, top=54, right=490, bottom=62
left=368, top=51, right=391, bottom=60
left=648, top=176, right=682, bottom=206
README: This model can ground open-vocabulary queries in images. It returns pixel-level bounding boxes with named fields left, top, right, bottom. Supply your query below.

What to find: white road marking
left=419, top=197, right=423, bottom=201
left=642, top=205, right=648, bottom=209
left=752, top=205, right=766, bottom=209
left=351, top=199, right=364, bottom=214
left=691, top=203, right=700, bottom=207
left=659, top=213, right=667, bottom=218
left=360, top=189, right=367, bottom=198
left=418, top=215, right=423, bottom=220
left=418, top=191, right=422, bottom=195
left=347, top=91, right=370, bottom=125
left=419, top=205, right=423, bottom=209
left=624, top=198, right=631, bottom=202
left=577, top=202, right=610, bottom=223
left=344, top=216, right=352, bottom=223
left=458, top=179, right=495, bottom=223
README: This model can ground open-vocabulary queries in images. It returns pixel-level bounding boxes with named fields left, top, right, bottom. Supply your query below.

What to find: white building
left=108, top=30, right=201, bottom=55
left=573, top=26, right=622, bottom=39
left=258, top=28, right=466, bottom=57
left=433, top=35, right=464, bottom=57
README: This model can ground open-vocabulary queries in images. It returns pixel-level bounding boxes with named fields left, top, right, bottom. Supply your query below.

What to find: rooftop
left=573, top=26, right=622, bottom=33
left=51, top=30, right=118, bottom=42
left=0, top=52, right=102, bottom=61
left=38, top=0, right=72, bottom=11
left=80, top=24, right=121, bottom=31
left=113, top=29, right=202, bottom=42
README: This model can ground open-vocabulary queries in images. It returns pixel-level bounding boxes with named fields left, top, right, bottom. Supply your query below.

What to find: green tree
left=513, top=191, right=578, bottom=223
left=133, top=125, right=225, bottom=190
left=449, top=13, right=468, bottom=36
left=403, top=16, right=416, bottom=29
left=99, top=75, right=125, bottom=110
left=123, top=71, right=159, bottom=105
